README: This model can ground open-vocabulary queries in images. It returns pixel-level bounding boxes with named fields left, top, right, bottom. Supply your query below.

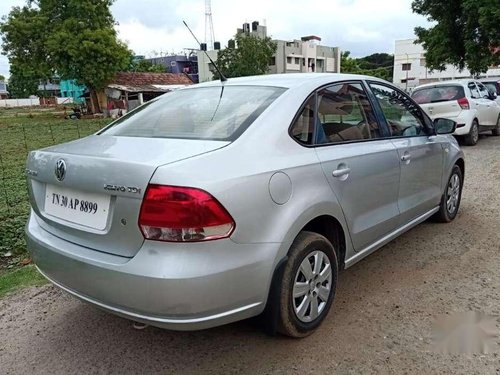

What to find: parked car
left=26, top=74, right=465, bottom=337
left=411, top=80, right=500, bottom=145
left=479, top=77, right=500, bottom=106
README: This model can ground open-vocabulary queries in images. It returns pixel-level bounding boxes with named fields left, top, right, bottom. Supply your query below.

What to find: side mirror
left=434, top=118, right=457, bottom=135
left=488, top=91, right=497, bottom=100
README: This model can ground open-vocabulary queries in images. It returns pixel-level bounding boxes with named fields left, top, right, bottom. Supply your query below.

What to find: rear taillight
left=457, top=97, right=469, bottom=110
left=138, top=184, right=235, bottom=242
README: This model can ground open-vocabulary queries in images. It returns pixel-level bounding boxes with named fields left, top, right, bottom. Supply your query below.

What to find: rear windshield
left=483, top=82, right=499, bottom=95
left=101, top=85, right=286, bottom=141
left=411, top=85, right=465, bottom=104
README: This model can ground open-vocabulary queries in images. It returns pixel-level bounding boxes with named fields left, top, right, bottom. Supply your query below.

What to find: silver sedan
left=26, top=73, right=464, bottom=337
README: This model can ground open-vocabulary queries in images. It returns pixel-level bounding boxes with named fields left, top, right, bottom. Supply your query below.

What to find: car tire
left=492, top=116, right=500, bottom=136
left=434, top=165, right=463, bottom=223
left=274, top=231, right=338, bottom=338
left=464, top=120, right=479, bottom=146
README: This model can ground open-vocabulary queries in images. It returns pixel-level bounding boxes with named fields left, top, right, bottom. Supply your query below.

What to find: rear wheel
left=492, top=116, right=500, bottom=136
left=464, top=120, right=479, bottom=146
left=274, top=231, right=338, bottom=338
left=434, top=165, right=463, bottom=223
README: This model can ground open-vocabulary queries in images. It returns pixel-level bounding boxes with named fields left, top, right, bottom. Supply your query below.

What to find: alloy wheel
left=446, top=173, right=461, bottom=214
left=471, top=123, right=479, bottom=144
left=293, top=250, right=332, bottom=323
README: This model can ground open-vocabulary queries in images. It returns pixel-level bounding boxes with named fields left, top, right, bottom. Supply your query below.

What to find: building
left=197, top=21, right=341, bottom=82
left=393, top=39, right=500, bottom=92
left=271, top=36, right=341, bottom=75
left=38, top=79, right=60, bottom=97
left=0, top=80, right=8, bottom=99
left=146, top=54, right=199, bottom=83
left=103, top=72, right=193, bottom=116
left=60, top=79, right=86, bottom=104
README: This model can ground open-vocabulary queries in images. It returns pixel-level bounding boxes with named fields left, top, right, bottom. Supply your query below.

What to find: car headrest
left=318, top=93, right=354, bottom=116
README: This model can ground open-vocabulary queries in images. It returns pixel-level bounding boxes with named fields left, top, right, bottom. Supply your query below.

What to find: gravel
left=1, top=134, right=499, bottom=374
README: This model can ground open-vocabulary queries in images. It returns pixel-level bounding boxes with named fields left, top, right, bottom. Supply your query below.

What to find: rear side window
left=411, top=85, right=465, bottom=104
left=316, top=83, right=380, bottom=144
left=468, top=82, right=481, bottom=99
left=101, top=86, right=286, bottom=141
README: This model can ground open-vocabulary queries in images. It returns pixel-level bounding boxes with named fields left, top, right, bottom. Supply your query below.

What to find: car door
left=476, top=82, right=497, bottom=125
left=467, top=82, right=491, bottom=125
left=311, top=82, right=401, bottom=252
left=368, top=82, right=444, bottom=225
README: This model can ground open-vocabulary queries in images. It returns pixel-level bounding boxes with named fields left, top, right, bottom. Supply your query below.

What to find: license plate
left=44, top=184, right=111, bottom=230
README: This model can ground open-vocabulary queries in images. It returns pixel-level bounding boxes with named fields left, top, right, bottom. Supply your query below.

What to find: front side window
left=101, top=86, right=286, bottom=141
left=316, top=83, right=380, bottom=144
left=370, top=83, right=427, bottom=137
left=483, top=82, right=499, bottom=95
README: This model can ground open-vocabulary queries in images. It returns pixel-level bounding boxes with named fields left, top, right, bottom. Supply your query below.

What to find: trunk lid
left=27, top=135, right=228, bottom=257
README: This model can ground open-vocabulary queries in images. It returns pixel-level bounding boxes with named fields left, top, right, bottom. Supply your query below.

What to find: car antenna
left=183, top=20, right=227, bottom=82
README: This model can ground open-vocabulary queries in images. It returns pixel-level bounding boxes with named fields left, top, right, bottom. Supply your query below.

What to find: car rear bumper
left=26, top=211, right=280, bottom=330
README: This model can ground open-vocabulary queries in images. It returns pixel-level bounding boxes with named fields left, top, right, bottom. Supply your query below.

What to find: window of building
left=402, top=63, right=411, bottom=71
left=369, top=83, right=427, bottom=137
left=420, top=58, right=426, bottom=67
left=287, top=57, right=292, bottom=64
left=269, top=56, right=276, bottom=66
left=294, top=57, right=300, bottom=64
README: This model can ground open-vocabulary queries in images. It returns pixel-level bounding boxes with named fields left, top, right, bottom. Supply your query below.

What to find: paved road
left=1, top=135, right=500, bottom=374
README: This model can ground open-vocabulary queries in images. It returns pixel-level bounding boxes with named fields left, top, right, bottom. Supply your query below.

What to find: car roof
left=193, top=73, right=386, bottom=89
left=413, top=79, right=476, bottom=90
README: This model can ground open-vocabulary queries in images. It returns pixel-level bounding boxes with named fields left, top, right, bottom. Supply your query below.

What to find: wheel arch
left=299, top=215, right=347, bottom=270
left=455, top=157, right=465, bottom=179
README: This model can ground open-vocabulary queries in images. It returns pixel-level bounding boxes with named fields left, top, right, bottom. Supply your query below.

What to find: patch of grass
left=0, top=107, right=112, bottom=271
left=0, top=264, right=48, bottom=298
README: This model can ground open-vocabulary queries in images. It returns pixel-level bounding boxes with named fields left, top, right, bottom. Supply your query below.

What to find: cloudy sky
left=0, top=0, right=430, bottom=79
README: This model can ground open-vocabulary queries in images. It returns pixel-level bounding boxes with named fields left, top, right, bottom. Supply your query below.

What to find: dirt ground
left=1, top=135, right=499, bottom=375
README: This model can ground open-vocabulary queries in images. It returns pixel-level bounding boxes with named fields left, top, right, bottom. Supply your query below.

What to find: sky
left=0, top=0, right=430, bottom=79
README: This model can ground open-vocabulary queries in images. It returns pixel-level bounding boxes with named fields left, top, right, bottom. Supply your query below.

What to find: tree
left=7, top=65, right=39, bottom=98
left=215, top=33, right=277, bottom=78
left=0, top=5, right=52, bottom=94
left=0, top=75, right=5, bottom=81
left=1, top=0, right=132, bottom=111
left=341, top=51, right=393, bottom=82
left=129, top=59, right=165, bottom=73
left=412, top=0, right=500, bottom=76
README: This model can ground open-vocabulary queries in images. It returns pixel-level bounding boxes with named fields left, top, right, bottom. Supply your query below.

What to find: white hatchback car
left=412, top=80, right=500, bottom=145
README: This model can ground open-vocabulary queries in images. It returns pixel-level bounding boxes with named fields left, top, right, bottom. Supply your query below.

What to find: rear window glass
left=411, top=85, right=465, bottom=104
left=101, top=85, right=286, bottom=141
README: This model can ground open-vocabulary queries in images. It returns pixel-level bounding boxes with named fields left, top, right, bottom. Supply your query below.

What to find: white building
left=198, top=22, right=341, bottom=82
left=393, top=39, right=500, bottom=92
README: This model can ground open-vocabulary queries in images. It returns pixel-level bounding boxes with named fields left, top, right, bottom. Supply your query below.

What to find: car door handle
left=401, top=154, right=411, bottom=162
left=332, top=167, right=351, bottom=177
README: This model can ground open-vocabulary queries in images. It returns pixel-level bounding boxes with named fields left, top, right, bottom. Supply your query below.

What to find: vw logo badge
left=55, top=159, right=66, bottom=182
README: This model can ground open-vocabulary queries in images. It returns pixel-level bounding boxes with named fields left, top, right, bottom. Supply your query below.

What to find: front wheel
left=434, top=165, right=463, bottom=223
left=274, top=231, right=338, bottom=338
